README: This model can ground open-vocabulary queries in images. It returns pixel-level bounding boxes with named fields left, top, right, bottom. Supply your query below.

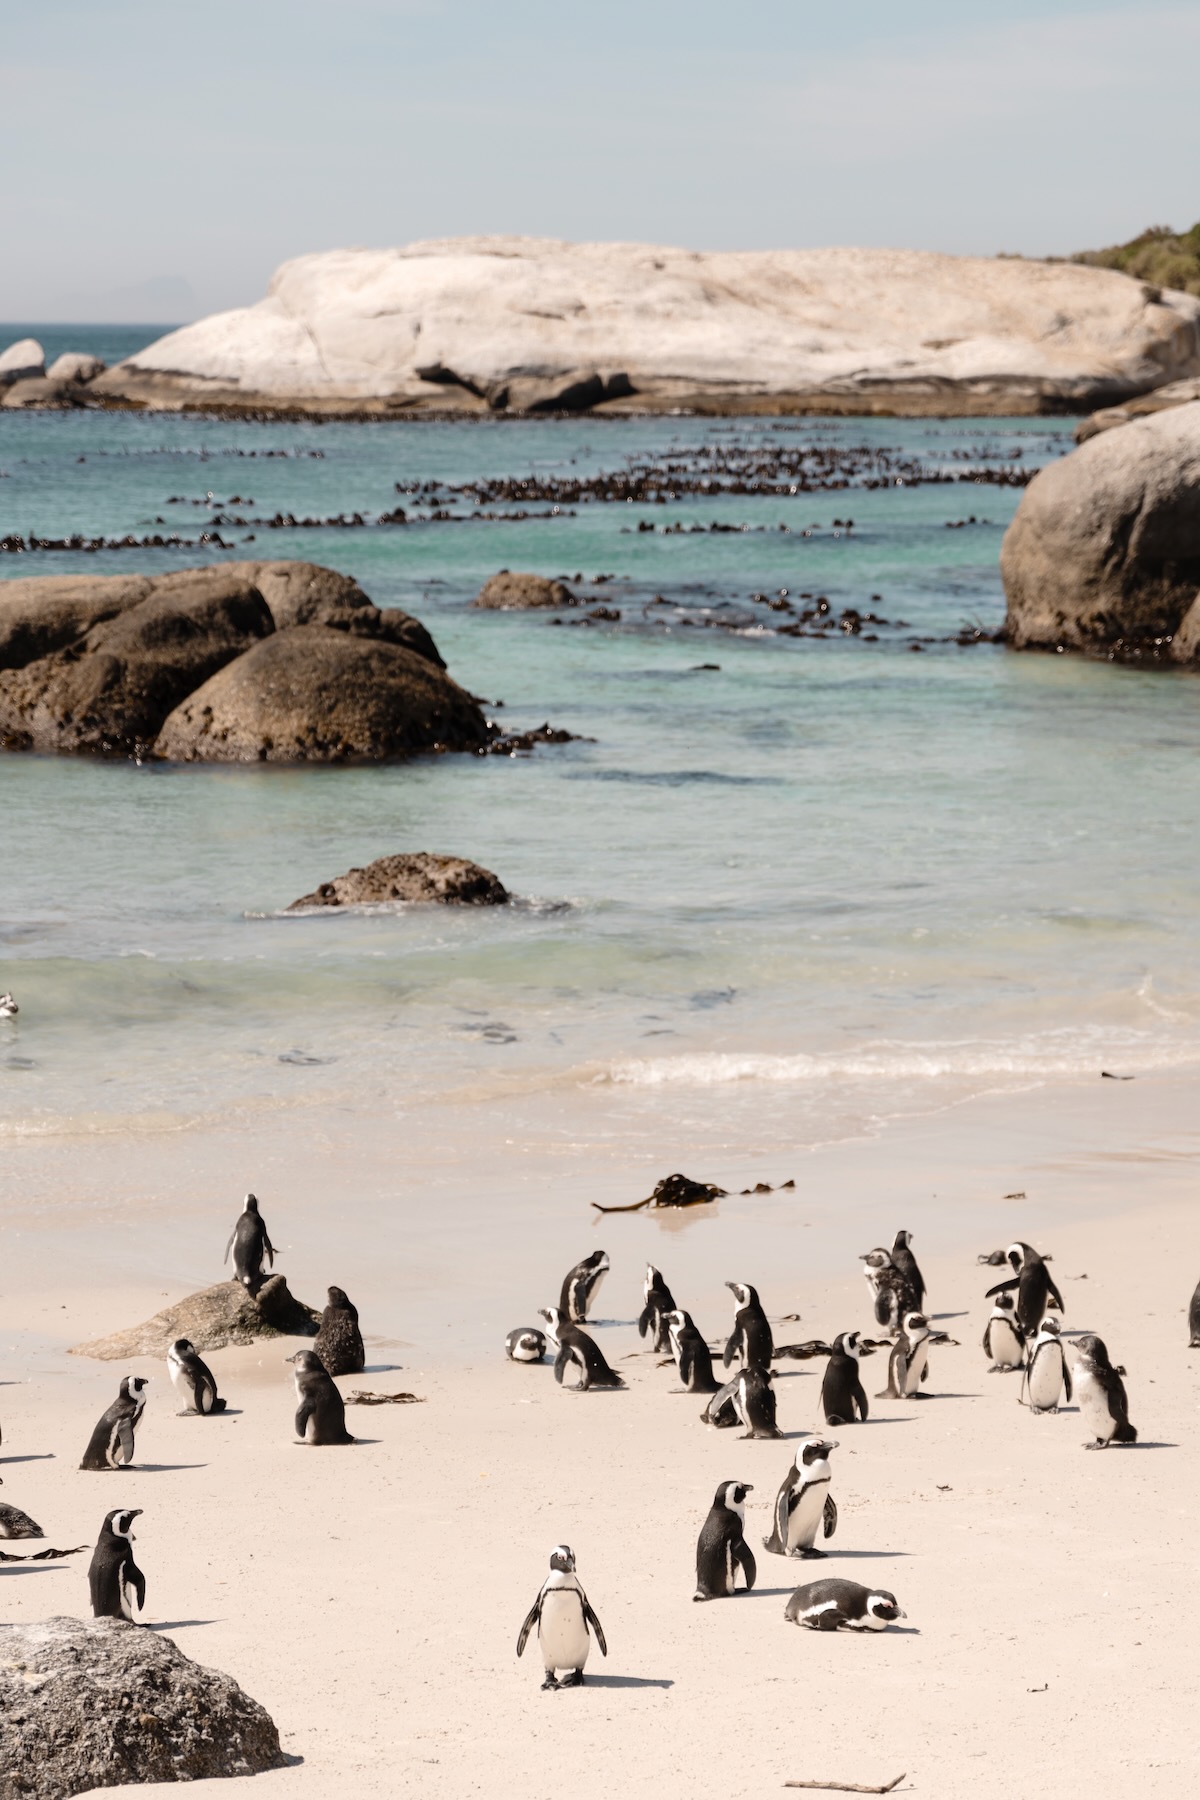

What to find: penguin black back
left=723, top=1282, right=773, bottom=1368
left=890, top=1229, right=926, bottom=1310
left=167, top=1338, right=226, bottom=1415
left=287, top=1350, right=355, bottom=1445
left=822, top=1331, right=875, bottom=1424
left=984, top=1242, right=1063, bottom=1336
left=88, top=1508, right=145, bottom=1620
left=313, top=1285, right=366, bottom=1377
left=667, top=1309, right=720, bottom=1393
left=559, top=1251, right=609, bottom=1323
left=80, top=1376, right=149, bottom=1471
left=694, top=1480, right=756, bottom=1601
left=539, top=1307, right=625, bottom=1390
left=638, top=1265, right=677, bottom=1352
left=225, top=1192, right=275, bottom=1293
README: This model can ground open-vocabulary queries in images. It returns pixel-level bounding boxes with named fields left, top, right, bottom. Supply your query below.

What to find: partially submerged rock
left=0, top=1615, right=284, bottom=1797
left=1077, top=375, right=1200, bottom=440
left=289, top=851, right=509, bottom=909
left=70, top=1274, right=319, bottom=1360
left=0, top=337, right=44, bottom=385
left=472, top=571, right=575, bottom=610
left=45, top=351, right=105, bottom=383
left=1001, top=400, right=1200, bottom=663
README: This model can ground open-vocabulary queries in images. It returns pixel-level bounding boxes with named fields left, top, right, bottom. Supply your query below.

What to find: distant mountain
left=1071, top=223, right=1200, bottom=297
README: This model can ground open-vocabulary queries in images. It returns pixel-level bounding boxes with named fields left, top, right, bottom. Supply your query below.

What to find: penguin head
left=537, top=1305, right=564, bottom=1335
left=549, top=1545, right=576, bottom=1573
left=859, top=1248, right=893, bottom=1272
left=1038, top=1316, right=1062, bottom=1337
left=1072, top=1332, right=1108, bottom=1370
left=665, top=1308, right=690, bottom=1331
left=170, top=1338, right=195, bottom=1357
left=121, top=1376, right=150, bottom=1400
left=718, top=1480, right=752, bottom=1516
left=105, top=1507, right=142, bottom=1539
left=587, top=1251, right=610, bottom=1275
left=1006, top=1242, right=1030, bottom=1272
left=284, top=1349, right=324, bottom=1372
left=992, top=1294, right=1017, bottom=1316
left=327, top=1286, right=352, bottom=1309
left=799, top=1436, right=837, bottom=1466
left=902, top=1312, right=929, bottom=1338
left=837, top=1329, right=876, bottom=1360
left=865, top=1590, right=905, bottom=1625
left=725, top=1281, right=757, bottom=1308
left=893, top=1229, right=913, bottom=1251
left=244, top=1193, right=260, bottom=1214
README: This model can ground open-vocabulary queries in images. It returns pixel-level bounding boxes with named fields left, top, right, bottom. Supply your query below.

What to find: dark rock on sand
left=472, top=570, right=576, bottom=610
left=70, top=1274, right=320, bottom=1361
left=1002, top=400, right=1200, bottom=663
left=289, top=850, right=509, bottom=909
left=313, top=1285, right=366, bottom=1376
left=155, top=627, right=487, bottom=762
left=0, top=1615, right=284, bottom=1798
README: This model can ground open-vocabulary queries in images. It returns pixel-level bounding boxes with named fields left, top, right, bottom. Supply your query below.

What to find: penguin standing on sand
left=505, top=1327, right=547, bottom=1363
left=314, top=1286, right=365, bottom=1377
left=286, top=1350, right=356, bottom=1444
left=701, top=1365, right=781, bottom=1438
left=167, top=1339, right=226, bottom=1414
left=638, top=1265, right=677, bottom=1352
left=1022, top=1317, right=1071, bottom=1413
left=538, top=1307, right=625, bottom=1391
left=983, top=1294, right=1025, bottom=1372
left=516, top=1545, right=607, bottom=1690
left=1187, top=1275, right=1200, bottom=1348
left=889, top=1230, right=926, bottom=1311
left=559, top=1251, right=609, bottom=1323
left=785, top=1578, right=905, bottom=1632
left=1072, top=1335, right=1137, bottom=1448
left=88, top=1508, right=145, bottom=1621
left=775, top=1332, right=878, bottom=1426
left=723, top=1282, right=773, bottom=1368
left=762, top=1437, right=839, bottom=1559
left=225, top=1193, right=275, bottom=1293
left=694, top=1481, right=756, bottom=1601
left=80, top=1376, right=149, bottom=1470
left=982, top=1243, right=1063, bottom=1337
left=877, top=1312, right=946, bottom=1400
left=666, top=1309, right=720, bottom=1393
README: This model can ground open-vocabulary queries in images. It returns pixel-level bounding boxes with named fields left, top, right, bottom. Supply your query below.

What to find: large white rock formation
left=93, top=238, right=1200, bottom=416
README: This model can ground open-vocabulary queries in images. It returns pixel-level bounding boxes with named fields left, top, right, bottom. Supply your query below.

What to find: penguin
left=88, top=1508, right=145, bottom=1621
left=859, top=1247, right=908, bottom=1335
left=877, top=1312, right=943, bottom=1399
left=286, top=1350, right=356, bottom=1445
left=0, top=993, right=17, bottom=1018
left=983, top=1243, right=1063, bottom=1337
left=1188, top=1275, right=1200, bottom=1348
left=982, top=1294, right=1025, bottom=1372
left=784, top=1578, right=905, bottom=1631
left=723, top=1281, right=773, bottom=1368
left=505, top=1327, right=547, bottom=1363
left=1071, top=1334, right=1137, bottom=1448
left=166, top=1339, right=226, bottom=1414
left=889, top=1229, right=926, bottom=1311
left=701, top=1365, right=780, bottom=1437
left=772, top=1332, right=877, bottom=1425
left=80, top=1375, right=149, bottom=1470
left=638, top=1265, right=677, bottom=1352
left=1022, top=1316, right=1072, bottom=1414
left=694, top=1480, right=756, bottom=1601
left=0, top=1481, right=43, bottom=1539
left=538, top=1307, right=625, bottom=1391
left=762, top=1437, right=839, bottom=1558
left=666, top=1309, right=720, bottom=1393
left=559, top=1251, right=609, bottom=1323
left=224, top=1193, right=275, bottom=1293
left=313, top=1286, right=365, bottom=1377
left=516, top=1544, right=607, bottom=1689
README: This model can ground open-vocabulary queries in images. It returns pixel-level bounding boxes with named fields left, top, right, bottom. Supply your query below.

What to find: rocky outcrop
left=289, top=851, right=509, bottom=909
left=45, top=351, right=105, bottom=383
left=0, top=560, right=467, bottom=759
left=70, top=1274, right=320, bottom=1360
left=88, top=239, right=1200, bottom=418
left=0, top=337, right=44, bottom=385
left=154, top=627, right=487, bottom=762
left=472, top=571, right=575, bottom=610
left=1076, top=376, right=1200, bottom=440
left=0, top=1615, right=284, bottom=1796
left=1001, top=401, right=1200, bottom=662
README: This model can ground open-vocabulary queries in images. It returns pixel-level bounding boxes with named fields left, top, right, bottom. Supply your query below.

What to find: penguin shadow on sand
left=0, top=1453, right=55, bottom=1466
left=574, top=1674, right=674, bottom=1689
left=147, top=1619, right=222, bottom=1632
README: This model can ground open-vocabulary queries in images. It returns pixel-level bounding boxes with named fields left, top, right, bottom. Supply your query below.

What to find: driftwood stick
left=590, top=1198, right=652, bottom=1213
left=784, top=1776, right=905, bottom=1795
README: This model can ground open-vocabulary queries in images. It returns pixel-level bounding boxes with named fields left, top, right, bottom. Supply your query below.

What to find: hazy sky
left=3, top=0, right=1196, bottom=321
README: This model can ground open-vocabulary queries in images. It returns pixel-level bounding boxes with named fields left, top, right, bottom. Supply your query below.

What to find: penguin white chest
left=788, top=1479, right=828, bottom=1550
left=990, top=1321, right=1023, bottom=1369
left=538, top=1588, right=590, bottom=1672
left=903, top=1341, right=929, bottom=1394
left=1073, top=1365, right=1111, bottom=1438
left=1027, top=1347, right=1064, bottom=1409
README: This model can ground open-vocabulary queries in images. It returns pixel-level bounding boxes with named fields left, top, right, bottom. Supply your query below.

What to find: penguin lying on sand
left=0, top=1480, right=43, bottom=1539
left=1022, top=1317, right=1071, bottom=1413
left=638, top=1265, right=676, bottom=1352
left=517, top=1545, right=607, bottom=1689
left=505, top=1327, right=547, bottom=1363
left=982, top=1294, right=1025, bottom=1372
left=666, top=1309, right=720, bottom=1393
left=774, top=1332, right=878, bottom=1425
left=982, top=1242, right=1063, bottom=1336
left=225, top=1193, right=275, bottom=1293
left=538, top=1306, right=625, bottom=1390
left=80, top=1376, right=149, bottom=1470
left=167, top=1339, right=226, bottom=1414
left=89, top=1508, right=145, bottom=1621
left=785, top=1578, right=905, bottom=1631
left=694, top=1481, right=756, bottom=1600
left=762, top=1437, right=838, bottom=1558
left=701, top=1365, right=780, bottom=1437
left=559, top=1251, right=609, bottom=1323
left=314, top=1285, right=365, bottom=1376
left=723, top=1282, right=773, bottom=1368
left=1072, top=1335, right=1137, bottom=1448
left=286, top=1350, right=356, bottom=1444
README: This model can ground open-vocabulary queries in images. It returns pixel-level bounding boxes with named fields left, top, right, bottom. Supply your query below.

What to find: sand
left=1, top=1072, right=1197, bottom=1798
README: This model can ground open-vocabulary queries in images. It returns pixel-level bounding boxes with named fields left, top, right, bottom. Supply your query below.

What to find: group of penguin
left=4, top=1194, right=374, bottom=1623
left=506, top=1230, right=1141, bottom=1688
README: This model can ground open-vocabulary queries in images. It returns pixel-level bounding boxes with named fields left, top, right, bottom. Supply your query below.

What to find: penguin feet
left=541, top=1674, right=559, bottom=1690
left=799, top=1548, right=827, bottom=1560
left=560, top=1670, right=584, bottom=1687
left=1085, top=1440, right=1108, bottom=1450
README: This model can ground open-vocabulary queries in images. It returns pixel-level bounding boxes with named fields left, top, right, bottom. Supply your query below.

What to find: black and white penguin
left=723, top=1281, right=773, bottom=1368
left=0, top=992, right=17, bottom=1019
left=1023, top=1317, right=1072, bottom=1414
left=638, top=1265, right=677, bottom=1352
left=516, top=1544, right=607, bottom=1689
left=762, top=1437, right=839, bottom=1559
left=286, top=1350, right=356, bottom=1444
left=982, top=1294, right=1025, bottom=1373
left=88, top=1508, right=145, bottom=1621
left=559, top=1251, right=609, bottom=1323
left=1072, top=1334, right=1137, bottom=1448
left=313, top=1286, right=365, bottom=1377
left=1188, top=1275, right=1200, bottom=1348
left=694, top=1480, right=756, bottom=1601
left=0, top=1480, right=43, bottom=1539
left=538, top=1307, right=625, bottom=1391
left=505, top=1327, right=547, bottom=1363
left=80, top=1375, right=150, bottom=1470
left=877, top=1312, right=942, bottom=1399
left=701, top=1365, right=780, bottom=1438
left=983, top=1242, right=1063, bottom=1337
left=889, top=1229, right=926, bottom=1311
left=784, top=1578, right=905, bottom=1631
left=772, top=1331, right=877, bottom=1425
left=167, top=1339, right=226, bottom=1414
left=224, top=1193, right=275, bottom=1293
left=666, top=1309, right=720, bottom=1393
left=859, top=1248, right=907, bottom=1335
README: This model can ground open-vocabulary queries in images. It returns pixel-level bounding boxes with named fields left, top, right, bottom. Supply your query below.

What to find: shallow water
left=3, top=374, right=1199, bottom=1160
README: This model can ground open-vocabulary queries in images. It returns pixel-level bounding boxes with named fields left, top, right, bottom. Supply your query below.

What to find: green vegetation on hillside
left=1071, top=223, right=1200, bottom=297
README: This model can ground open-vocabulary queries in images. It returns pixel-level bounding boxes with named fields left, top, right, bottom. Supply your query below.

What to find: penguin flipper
left=583, top=1598, right=607, bottom=1656
left=516, top=1594, right=542, bottom=1657
left=733, top=1537, right=757, bottom=1592
left=636, top=1301, right=654, bottom=1341
left=822, top=1494, right=838, bottom=1540
left=116, top=1419, right=136, bottom=1465
left=1062, top=1361, right=1072, bottom=1403
left=853, top=1379, right=869, bottom=1422
left=768, top=1480, right=792, bottom=1554
left=294, top=1399, right=315, bottom=1440
left=128, top=1556, right=146, bottom=1614
left=1046, top=1273, right=1065, bottom=1314
left=985, top=1278, right=1019, bottom=1298
left=223, top=1230, right=236, bottom=1265
left=722, top=1329, right=740, bottom=1369
left=552, top=1345, right=570, bottom=1386
left=264, top=1234, right=276, bottom=1268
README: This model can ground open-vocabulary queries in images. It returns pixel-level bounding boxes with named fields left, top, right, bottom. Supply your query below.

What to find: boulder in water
left=289, top=851, right=508, bottom=909
left=45, top=351, right=106, bottom=383
left=0, top=337, right=44, bottom=385
left=473, top=571, right=576, bottom=610
left=69, top=1274, right=320, bottom=1360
